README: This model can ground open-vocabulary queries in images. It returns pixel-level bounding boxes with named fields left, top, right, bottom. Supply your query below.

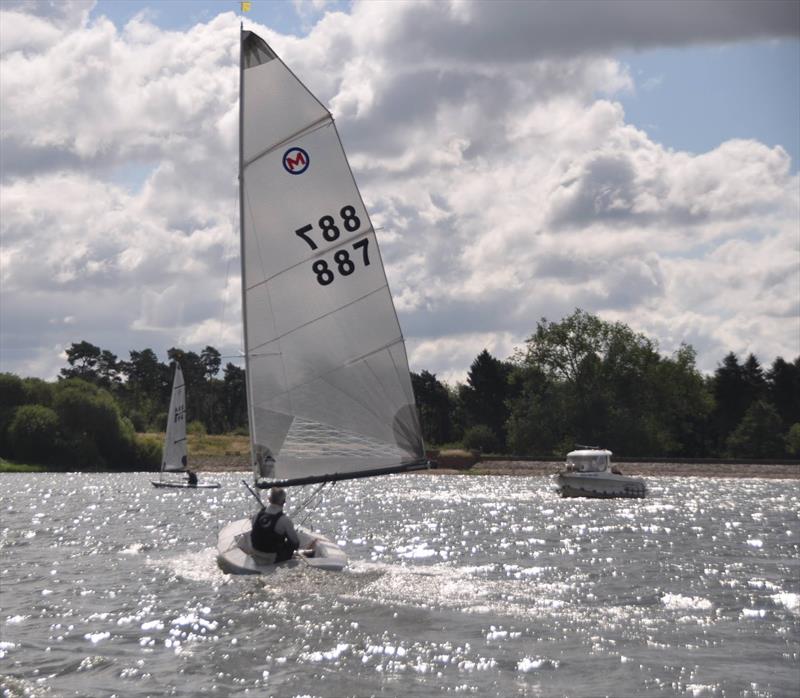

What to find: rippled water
left=1, top=472, right=798, bottom=697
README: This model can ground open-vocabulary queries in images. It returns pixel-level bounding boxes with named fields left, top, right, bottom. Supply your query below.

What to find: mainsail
left=239, top=30, right=425, bottom=487
left=162, top=362, right=187, bottom=472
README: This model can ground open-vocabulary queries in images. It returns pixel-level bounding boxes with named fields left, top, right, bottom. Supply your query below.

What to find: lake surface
left=1, top=472, right=798, bottom=697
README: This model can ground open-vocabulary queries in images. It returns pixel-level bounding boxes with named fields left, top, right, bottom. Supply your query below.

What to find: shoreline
left=188, top=456, right=799, bottom=479
left=1, top=456, right=797, bottom=479
left=470, top=460, right=800, bottom=479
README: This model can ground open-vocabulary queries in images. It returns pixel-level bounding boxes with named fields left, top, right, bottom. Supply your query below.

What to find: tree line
left=0, top=343, right=248, bottom=469
left=1, top=310, right=798, bottom=469
left=415, top=310, right=800, bottom=459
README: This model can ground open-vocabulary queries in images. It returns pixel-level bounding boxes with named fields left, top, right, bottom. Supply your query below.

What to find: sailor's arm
left=281, top=516, right=300, bottom=548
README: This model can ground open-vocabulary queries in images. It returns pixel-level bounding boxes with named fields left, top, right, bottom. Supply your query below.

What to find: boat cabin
left=565, top=449, right=612, bottom=473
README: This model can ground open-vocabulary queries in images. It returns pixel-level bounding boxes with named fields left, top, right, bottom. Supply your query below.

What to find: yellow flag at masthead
left=241, top=1, right=251, bottom=11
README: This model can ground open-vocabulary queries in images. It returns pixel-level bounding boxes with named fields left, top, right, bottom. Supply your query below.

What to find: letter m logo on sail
left=283, top=147, right=310, bottom=175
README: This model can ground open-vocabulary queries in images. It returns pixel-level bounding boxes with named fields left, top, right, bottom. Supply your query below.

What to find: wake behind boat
left=151, top=362, right=220, bottom=490
left=556, top=447, right=646, bottom=499
left=215, top=26, right=429, bottom=574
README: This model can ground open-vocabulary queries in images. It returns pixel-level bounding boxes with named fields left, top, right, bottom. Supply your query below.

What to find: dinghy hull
left=216, top=518, right=347, bottom=573
left=556, top=472, right=646, bottom=499
left=151, top=481, right=221, bottom=489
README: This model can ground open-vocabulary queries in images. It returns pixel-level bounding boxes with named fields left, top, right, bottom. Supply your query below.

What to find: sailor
left=186, top=470, right=198, bottom=486
left=250, top=487, right=299, bottom=562
left=255, top=450, right=276, bottom=485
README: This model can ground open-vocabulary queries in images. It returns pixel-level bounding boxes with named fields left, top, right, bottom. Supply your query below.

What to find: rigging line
left=299, top=486, right=329, bottom=527
left=217, top=191, right=241, bottom=352
left=295, top=481, right=329, bottom=524
left=242, top=116, right=331, bottom=170
left=247, top=285, right=391, bottom=354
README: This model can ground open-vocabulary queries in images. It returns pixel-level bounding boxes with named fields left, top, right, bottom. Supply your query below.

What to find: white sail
left=162, top=363, right=187, bottom=473
left=239, top=31, right=424, bottom=485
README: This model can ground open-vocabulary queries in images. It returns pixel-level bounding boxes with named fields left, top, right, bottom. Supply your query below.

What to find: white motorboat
left=556, top=448, right=646, bottom=499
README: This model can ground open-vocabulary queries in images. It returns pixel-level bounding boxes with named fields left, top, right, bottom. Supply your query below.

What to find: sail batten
left=243, top=116, right=332, bottom=171
left=246, top=284, right=391, bottom=349
left=244, top=228, right=379, bottom=291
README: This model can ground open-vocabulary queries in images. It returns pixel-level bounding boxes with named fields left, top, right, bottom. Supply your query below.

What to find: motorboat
left=556, top=447, right=646, bottom=499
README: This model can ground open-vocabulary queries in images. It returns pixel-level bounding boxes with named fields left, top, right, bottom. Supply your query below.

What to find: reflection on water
left=1, top=472, right=798, bottom=697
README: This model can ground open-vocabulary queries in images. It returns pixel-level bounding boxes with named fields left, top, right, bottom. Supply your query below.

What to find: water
left=1, top=473, right=798, bottom=698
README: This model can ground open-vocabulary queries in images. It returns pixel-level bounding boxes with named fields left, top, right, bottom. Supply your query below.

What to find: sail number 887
left=295, top=205, right=371, bottom=286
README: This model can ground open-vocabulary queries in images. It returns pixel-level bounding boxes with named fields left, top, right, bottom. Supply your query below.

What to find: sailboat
left=216, top=26, right=430, bottom=573
left=151, top=362, right=220, bottom=489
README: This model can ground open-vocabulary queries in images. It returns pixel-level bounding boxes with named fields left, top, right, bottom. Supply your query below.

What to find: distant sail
left=239, top=31, right=424, bottom=485
left=162, top=363, right=187, bottom=472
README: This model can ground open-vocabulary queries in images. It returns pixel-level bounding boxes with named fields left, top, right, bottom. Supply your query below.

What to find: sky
left=1, top=0, right=798, bottom=385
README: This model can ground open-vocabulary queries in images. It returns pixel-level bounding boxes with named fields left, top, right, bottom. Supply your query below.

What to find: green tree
left=515, top=309, right=661, bottom=453
left=200, top=346, right=222, bottom=379
left=462, top=424, right=499, bottom=453
left=411, top=370, right=454, bottom=445
left=53, top=379, right=146, bottom=469
left=767, top=357, right=800, bottom=431
left=710, top=352, right=759, bottom=451
left=0, top=373, right=26, bottom=454
left=725, top=400, right=785, bottom=459
left=649, top=345, right=713, bottom=456
left=508, top=309, right=711, bottom=457
left=785, top=423, right=800, bottom=456
left=22, top=377, right=54, bottom=407
left=742, top=353, right=767, bottom=406
left=459, top=349, right=514, bottom=450
left=121, top=348, right=170, bottom=427
left=60, top=340, right=103, bottom=382
left=124, top=349, right=169, bottom=397
left=0, top=373, right=25, bottom=409
left=222, top=362, right=248, bottom=431
left=7, top=405, right=59, bottom=463
left=506, top=363, right=567, bottom=455
left=61, top=341, right=123, bottom=389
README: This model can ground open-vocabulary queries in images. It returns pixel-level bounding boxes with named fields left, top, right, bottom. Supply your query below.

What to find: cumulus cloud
left=0, top=0, right=798, bottom=383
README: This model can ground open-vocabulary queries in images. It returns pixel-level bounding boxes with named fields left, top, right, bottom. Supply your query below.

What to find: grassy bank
left=0, top=458, right=47, bottom=473
left=140, top=432, right=250, bottom=457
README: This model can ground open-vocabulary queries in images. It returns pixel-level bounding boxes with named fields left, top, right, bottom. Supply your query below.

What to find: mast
left=238, top=22, right=257, bottom=478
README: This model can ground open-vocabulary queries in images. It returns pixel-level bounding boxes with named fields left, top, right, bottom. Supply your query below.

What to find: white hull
left=216, top=518, right=347, bottom=573
left=151, top=481, right=220, bottom=489
left=556, top=472, right=646, bottom=499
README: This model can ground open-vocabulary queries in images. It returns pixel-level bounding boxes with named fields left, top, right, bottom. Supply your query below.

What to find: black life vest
left=250, top=509, right=286, bottom=553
